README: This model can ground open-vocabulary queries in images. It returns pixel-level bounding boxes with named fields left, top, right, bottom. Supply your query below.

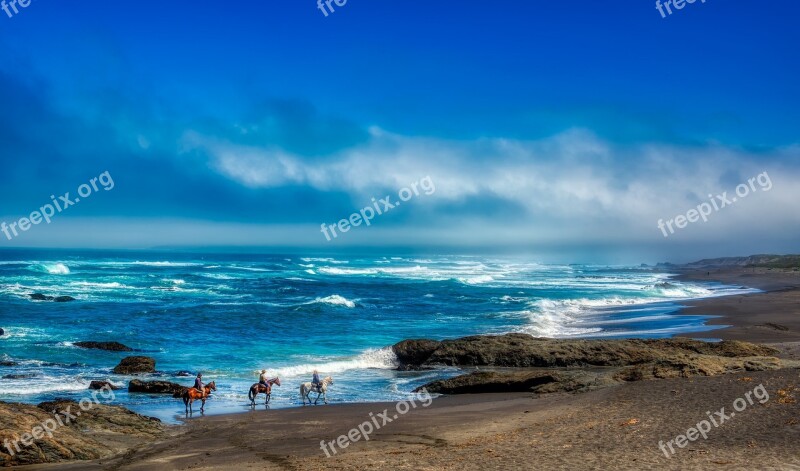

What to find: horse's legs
left=323, top=390, right=328, bottom=404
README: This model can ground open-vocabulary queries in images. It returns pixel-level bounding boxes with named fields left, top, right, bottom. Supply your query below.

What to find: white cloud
left=179, top=127, right=800, bottom=246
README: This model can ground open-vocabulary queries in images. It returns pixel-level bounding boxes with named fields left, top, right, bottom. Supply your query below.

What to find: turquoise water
left=0, top=250, right=754, bottom=422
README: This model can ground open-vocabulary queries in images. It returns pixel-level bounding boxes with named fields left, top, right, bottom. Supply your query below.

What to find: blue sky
left=0, top=1, right=798, bottom=262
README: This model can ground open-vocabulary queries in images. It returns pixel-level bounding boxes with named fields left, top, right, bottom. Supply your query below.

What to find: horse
left=300, top=376, right=333, bottom=405
left=248, top=377, right=281, bottom=406
left=182, top=381, right=216, bottom=414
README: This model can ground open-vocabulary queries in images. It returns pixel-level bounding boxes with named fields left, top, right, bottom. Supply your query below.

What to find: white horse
left=300, top=376, right=334, bottom=405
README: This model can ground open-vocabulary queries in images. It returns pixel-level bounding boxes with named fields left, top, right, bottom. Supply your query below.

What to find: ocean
left=0, top=250, right=755, bottom=422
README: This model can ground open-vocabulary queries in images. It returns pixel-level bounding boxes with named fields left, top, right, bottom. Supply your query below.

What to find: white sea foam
left=300, top=257, right=349, bottom=264
left=40, top=263, right=70, bottom=275
left=310, top=295, right=356, bottom=308
left=268, top=348, right=397, bottom=378
left=130, top=261, right=200, bottom=267
left=70, top=281, right=128, bottom=289
left=457, top=275, right=495, bottom=285
left=0, top=376, right=92, bottom=395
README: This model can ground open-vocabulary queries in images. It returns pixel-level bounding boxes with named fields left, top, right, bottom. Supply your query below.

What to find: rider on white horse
left=312, top=369, right=322, bottom=392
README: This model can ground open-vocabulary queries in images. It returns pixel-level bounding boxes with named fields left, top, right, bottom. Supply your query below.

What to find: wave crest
left=310, top=295, right=356, bottom=308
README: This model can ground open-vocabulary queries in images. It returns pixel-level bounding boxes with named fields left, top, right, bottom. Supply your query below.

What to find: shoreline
left=8, top=266, right=800, bottom=469
left=674, top=267, right=800, bottom=355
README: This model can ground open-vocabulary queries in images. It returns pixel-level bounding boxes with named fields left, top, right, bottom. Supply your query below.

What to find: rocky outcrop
left=417, top=370, right=615, bottom=395
left=0, top=328, right=5, bottom=336
left=128, top=379, right=187, bottom=397
left=75, top=341, right=133, bottom=352
left=89, top=381, right=120, bottom=390
left=29, top=294, right=76, bottom=302
left=393, top=339, right=441, bottom=369
left=0, top=400, right=163, bottom=466
left=112, top=356, right=156, bottom=375
left=407, top=335, right=787, bottom=395
left=392, top=334, right=778, bottom=369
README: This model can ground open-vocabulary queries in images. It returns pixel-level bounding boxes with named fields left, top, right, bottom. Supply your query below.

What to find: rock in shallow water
left=112, top=356, right=156, bottom=375
left=75, top=341, right=133, bottom=352
left=28, top=293, right=76, bottom=302
left=128, top=379, right=187, bottom=397
left=89, top=381, right=120, bottom=390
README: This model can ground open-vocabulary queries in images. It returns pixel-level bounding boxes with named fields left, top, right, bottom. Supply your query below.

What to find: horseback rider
left=259, top=369, right=270, bottom=389
left=194, top=373, right=204, bottom=392
left=312, top=369, right=322, bottom=392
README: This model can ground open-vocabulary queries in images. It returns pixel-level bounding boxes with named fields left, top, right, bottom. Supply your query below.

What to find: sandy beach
left=12, top=267, right=800, bottom=471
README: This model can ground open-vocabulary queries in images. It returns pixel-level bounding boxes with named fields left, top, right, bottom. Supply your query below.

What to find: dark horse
left=248, top=377, right=281, bottom=406
left=182, top=381, right=216, bottom=414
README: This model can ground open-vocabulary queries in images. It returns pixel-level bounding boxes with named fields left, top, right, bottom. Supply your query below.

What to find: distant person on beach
left=259, top=369, right=270, bottom=388
left=194, top=373, right=204, bottom=392
left=312, top=369, right=321, bottom=392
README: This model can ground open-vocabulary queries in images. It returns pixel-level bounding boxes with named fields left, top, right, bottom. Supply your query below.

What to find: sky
left=0, top=0, right=798, bottom=263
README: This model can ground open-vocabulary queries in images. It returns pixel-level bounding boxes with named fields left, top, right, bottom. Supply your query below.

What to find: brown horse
left=182, top=381, right=216, bottom=414
left=248, top=377, right=281, bottom=406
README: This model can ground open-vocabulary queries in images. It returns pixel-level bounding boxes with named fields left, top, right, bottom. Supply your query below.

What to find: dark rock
left=3, top=373, right=37, bottom=379
left=392, top=339, right=442, bottom=367
left=89, top=381, right=120, bottom=390
left=28, top=294, right=75, bottom=302
left=128, top=379, right=187, bottom=396
left=175, top=370, right=193, bottom=377
left=75, top=341, right=133, bottom=352
left=0, top=361, right=17, bottom=366
left=0, top=328, right=5, bottom=336
left=392, top=334, right=779, bottom=369
left=112, top=356, right=156, bottom=375
left=0, top=400, right=163, bottom=466
left=402, top=334, right=785, bottom=395
left=416, top=370, right=615, bottom=395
